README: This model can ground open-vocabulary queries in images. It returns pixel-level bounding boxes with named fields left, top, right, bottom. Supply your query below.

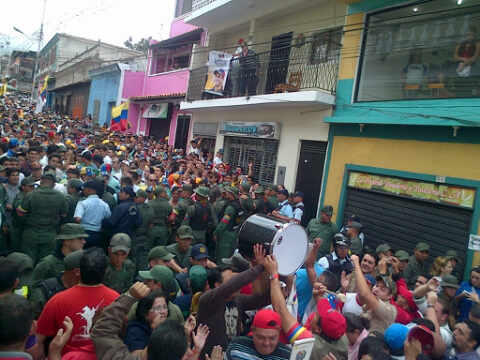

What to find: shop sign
left=348, top=171, right=475, bottom=209
left=220, top=122, right=280, bottom=139
left=143, top=104, right=168, bottom=119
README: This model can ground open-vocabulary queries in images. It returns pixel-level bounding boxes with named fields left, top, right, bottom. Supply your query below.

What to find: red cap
left=408, top=325, right=434, bottom=355
left=317, top=298, right=347, bottom=340
left=252, top=309, right=281, bottom=330
left=48, top=131, right=55, bottom=138
left=238, top=38, right=245, bottom=44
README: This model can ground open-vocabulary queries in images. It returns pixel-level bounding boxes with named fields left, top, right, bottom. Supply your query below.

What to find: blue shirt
left=456, top=281, right=480, bottom=321
left=74, top=194, right=111, bottom=232
left=278, top=200, right=293, bottom=218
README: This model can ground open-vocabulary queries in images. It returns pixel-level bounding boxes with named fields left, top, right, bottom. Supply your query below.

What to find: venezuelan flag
left=111, top=102, right=129, bottom=131
left=40, top=75, right=49, bottom=100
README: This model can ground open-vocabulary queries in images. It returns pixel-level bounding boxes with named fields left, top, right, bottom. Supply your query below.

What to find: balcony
left=182, top=32, right=340, bottom=110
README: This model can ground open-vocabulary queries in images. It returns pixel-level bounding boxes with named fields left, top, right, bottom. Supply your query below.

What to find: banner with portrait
left=204, top=51, right=232, bottom=96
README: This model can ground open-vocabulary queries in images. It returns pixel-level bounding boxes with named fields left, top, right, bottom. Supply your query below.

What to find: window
left=356, top=0, right=480, bottom=101
left=310, top=29, right=342, bottom=64
left=171, top=54, right=190, bottom=69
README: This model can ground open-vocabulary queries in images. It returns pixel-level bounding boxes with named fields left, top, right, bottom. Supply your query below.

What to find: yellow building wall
left=338, top=13, right=364, bottom=80
left=324, top=135, right=480, bottom=225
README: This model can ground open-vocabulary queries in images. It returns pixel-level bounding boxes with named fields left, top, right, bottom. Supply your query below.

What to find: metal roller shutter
left=224, top=137, right=278, bottom=184
left=343, top=187, right=472, bottom=274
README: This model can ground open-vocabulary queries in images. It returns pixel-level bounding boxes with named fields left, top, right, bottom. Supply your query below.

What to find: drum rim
left=271, top=222, right=308, bottom=276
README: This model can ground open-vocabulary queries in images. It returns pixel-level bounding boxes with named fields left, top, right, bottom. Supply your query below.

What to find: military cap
left=56, top=223, right=88, bottom=240
left=321, top=205, right=333, bottom=216
left=110, top=233, right=131, bottom=252
left=194, top=186, right=210, bottom=198
left=177, top=225, right=194, bottom=239
left=64, top=250, right=84, bottom=270
left=445, top=250, right=459, bottom=262
left=154, top=186, right=167, bottom=195
left=21, top=176, right=36, bottom=186
left=376, top=243, right=392, bottom=255
left=7, top=252, right=33, bottom=273
left=148, top=246, right=174, bottom=262
left=191, top=244, right=208, bottom=260
left=139, top=265, right=179, bottom=300
left=441, top=274, right=459, bottom=289
left=41, top=170, right=57, bottom=182
left=376, top=275, right=397, bottom=296
left=240, top=183, right=250, bottom=193
left=254, top=186, right=265, bottom=194
left=415, top=242, right=430, bottom=252
left=68, top=178, right=83, bottom=190
left=136, top=189, right=148, bottom=198
left=225, top=186, right=239, bottom=196
left=394, top=250, right=410, bottom=261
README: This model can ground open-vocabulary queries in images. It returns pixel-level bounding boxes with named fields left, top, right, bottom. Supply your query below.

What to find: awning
left=150, top=28, right=203, bottom=49
left=143, top=103, right=168, bottom=119
left=130, top=93, right=186, bottom=102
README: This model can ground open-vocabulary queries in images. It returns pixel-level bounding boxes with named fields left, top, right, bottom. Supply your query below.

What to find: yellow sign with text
left=348, top=172, right=475, bottom=209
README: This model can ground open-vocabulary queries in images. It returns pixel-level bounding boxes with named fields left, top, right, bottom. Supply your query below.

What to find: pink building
left=125, top=17, right=205, bottom=149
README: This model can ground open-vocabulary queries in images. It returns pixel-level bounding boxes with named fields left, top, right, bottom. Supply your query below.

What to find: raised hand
left=264, top=255, right=278, bottom=276
left=206, top=345, right=224, bottom=360
left=184, top=314, right=197, bottom=337
left=193, top=324, right=210, bottom=351
left=253, top=243, right=267, bottom=266
left=129, top=282, right=151, bottom=299
left=48, top=316, right=74, bottom=358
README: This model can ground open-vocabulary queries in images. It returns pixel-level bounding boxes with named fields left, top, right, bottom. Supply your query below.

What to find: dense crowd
left=0, top=94, right=480, bottom=360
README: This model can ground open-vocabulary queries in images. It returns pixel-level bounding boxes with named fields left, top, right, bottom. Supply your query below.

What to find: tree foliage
left=124, top=36, right=152, bottom=54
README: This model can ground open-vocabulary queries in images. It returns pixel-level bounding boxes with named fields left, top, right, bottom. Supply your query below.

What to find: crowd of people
left=0, top=93, right=480, bottom=360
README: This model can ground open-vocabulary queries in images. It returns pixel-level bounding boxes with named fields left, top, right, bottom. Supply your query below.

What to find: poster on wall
left=204, top=51, right=232, bottom=96
left=348, top=171, right=476, bottom=209
left=220, top=122, right=280, bottom=140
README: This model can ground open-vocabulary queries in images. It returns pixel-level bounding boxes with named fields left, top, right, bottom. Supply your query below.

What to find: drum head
left=272, top=223, right=308, bottom=276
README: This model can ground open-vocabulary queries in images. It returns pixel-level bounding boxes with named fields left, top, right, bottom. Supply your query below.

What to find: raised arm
left=305, top=238, right=322, bottom=286
left=351, top=255, right=379, bottom=311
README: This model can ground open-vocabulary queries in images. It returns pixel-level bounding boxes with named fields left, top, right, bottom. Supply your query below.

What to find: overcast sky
left=0, top=0, right=175, bottom=53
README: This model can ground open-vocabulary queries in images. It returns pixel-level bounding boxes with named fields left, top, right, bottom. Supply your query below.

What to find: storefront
left=191, top=122, right=218, bottom=155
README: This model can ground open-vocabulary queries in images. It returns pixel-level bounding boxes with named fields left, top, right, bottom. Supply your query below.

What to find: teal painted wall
left=347, top=0, right=407, bottom=15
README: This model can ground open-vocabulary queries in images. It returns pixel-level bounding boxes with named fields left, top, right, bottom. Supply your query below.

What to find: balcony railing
left=186, top=32, right=341, bottom=102
left=192, top=0, right=218, bottom=11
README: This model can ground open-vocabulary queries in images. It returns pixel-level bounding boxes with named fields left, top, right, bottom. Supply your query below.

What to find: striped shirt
left=226, top=336, right=291, bottom=360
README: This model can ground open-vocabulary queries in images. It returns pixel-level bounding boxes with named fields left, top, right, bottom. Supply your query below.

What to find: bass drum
left=238, top=214, right=308, bottom=276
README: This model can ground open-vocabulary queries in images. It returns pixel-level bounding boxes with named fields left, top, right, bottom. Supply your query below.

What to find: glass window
left=356, top=0, right=480, bottom=101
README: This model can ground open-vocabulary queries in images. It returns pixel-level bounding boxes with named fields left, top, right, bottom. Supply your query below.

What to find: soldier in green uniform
left=32, top=223, right=88, bottom=282
left=166, top=225, right=194, bottom=270
left=104, top=233, right=136, bottom=293
left=182, top=186, right=217, bottom=244
left=345, top=221, right=363, bottom=256
left=252, top=186, right=267, bottom=214
left=403, top=242, right=430, bottom=288
left=147, top=186, right=172, bottom=248
left=65, top=179, right=83, bottom=223
left=7, top=252, right=34, bottom=295
left=266, top=185, right=279, bottom=214
left=214, top=186, right=243, bottom=262
left=134, top=189, right=155, bottom=271
left=213, top=185, right=227, bottom=220
left=17, top=171, right=69, bottom=264
left=29, top=250, right=83, bottom=318
left=10, top=177, right=36, bottom=251
left=98, top=176, right=116, bottom=211
left=306, top=205, right=338, bottom=259
left=239, top=183, right=255, bottom=218
left=148, top=245, right=184, bottom=273
left=173, top=184, right=194, bottom=228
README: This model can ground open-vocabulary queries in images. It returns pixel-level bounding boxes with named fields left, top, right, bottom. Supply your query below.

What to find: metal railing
left=192, top=0, right=219, bottom=11
left=186, top=32, right=341, bottom=102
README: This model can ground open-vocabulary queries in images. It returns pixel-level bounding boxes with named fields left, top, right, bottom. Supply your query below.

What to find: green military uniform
left=134, top=190, right=155, bottom=271
left=306, top=206, right=338, bottom=259
left=29, top=250, right=83, bottom=318
left=104, top=233, right=136, bottom=293
left=102, top=191, right=116, bottom=211
left=214, top=186, right=242, bottom=262
left=252, top=186, right=267, bottom=214
left=19, top=173, right=69, bottom=264
left=182, top=187, right=217, bottom=244
left=10, top=191, right=27, bottom=251
left=32, top=223, right=88, bottom=282
left=173, top=185, right=194, bottom=227
left=65, top=179, right=83, bottom=223
left=104, top=259, right=136, bottom=293
left=350, top=236, right=363, bottom=256
left=213, top=194, right=228, bottom=220
left=266, top=194, right=279, bottom=213
left=148, top=187, right=172, bottom=247
left=8, top=252, right=34, bottom=288
left=404, top=243, right=431, bottom=288
left=166, top=225, right=194, bottom=269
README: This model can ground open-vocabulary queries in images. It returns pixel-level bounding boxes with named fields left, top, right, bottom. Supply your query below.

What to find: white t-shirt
left=343, top=293, right=363, bottom=316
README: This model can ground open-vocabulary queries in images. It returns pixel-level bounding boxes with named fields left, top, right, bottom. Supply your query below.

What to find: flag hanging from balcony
left=110, top=102, right=129, bottom=132
left=35, top=75, right=49, bottom=114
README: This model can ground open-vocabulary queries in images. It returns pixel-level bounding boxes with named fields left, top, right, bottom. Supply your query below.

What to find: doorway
left=265, top=32, right=293, bottom=93
left=149, top=118, right=171, bottom=140
left=295, top=140, right=328, bottom=224
left=174, top=115, right=191, bottom=150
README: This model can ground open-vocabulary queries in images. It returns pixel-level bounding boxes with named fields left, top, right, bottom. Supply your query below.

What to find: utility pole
left=31, top=0, right=47, bottom=103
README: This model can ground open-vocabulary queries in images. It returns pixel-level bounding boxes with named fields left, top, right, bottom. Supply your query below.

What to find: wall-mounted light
left=457, top=0, right=464, bottom=5
left=413, top=7, right=419, bottom=12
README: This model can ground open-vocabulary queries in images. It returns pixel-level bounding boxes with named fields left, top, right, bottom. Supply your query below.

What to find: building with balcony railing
left=319, top=0, right=480, bottom=278
left=126, top=15, right=205, bottom=148
left=181, top=0, right=346, bottom=222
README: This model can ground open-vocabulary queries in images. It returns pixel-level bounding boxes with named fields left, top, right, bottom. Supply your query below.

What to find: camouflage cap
left=415, top=242, right=430, bottom=252
left=148, top=246, right=174, bottom=261
left=177, top=225, right=194, bottom=239
left=154, top=186, right=167, bottom=196
left=445, top=250, right=459, bottom=261
left=254, top=186, right=265, bottom=194
left=56, top=223, right=88, bottom=240
left=64, top=250, right=84, bottom=270
left=110, top=233, right=131, bottom=252
left=441, top=274, right=459, bottom=289
left=41, top=170, right=57, bottom=182
left=376, top=243, right=392, bottom=255
left=136, top=189, right=148, bottom=198
left=376, top=275, right=397, bottom=296
left=68, top=178, right=83, bottom=190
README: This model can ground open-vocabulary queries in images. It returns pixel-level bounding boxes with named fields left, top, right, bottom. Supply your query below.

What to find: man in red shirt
left=36, top=247, right=119, bottom=358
